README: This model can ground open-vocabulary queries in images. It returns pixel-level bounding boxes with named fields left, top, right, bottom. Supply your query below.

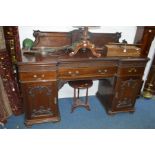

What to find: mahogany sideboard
left=18, top=29, right=148, bottom=126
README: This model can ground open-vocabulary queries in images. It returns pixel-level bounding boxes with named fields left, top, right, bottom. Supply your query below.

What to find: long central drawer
left=58, top=66, right=117, bottom=80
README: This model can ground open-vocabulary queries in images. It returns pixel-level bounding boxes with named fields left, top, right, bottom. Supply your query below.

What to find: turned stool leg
left=71, top=88, right=77, bottom=113
left=77, top=88, right=80, bottom=99
left=85, top=88, right=90, bottom=111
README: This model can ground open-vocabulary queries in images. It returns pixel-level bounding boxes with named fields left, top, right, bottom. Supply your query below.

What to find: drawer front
left=118, top=67, right=145, bottom=76
left=58, top=66, right=117, bottom=80
left=19, top=71, right=56, bottom=82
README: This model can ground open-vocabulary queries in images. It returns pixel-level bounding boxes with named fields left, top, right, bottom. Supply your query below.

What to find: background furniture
left=3, top=26, right=22, bottom=63
left=0, top=27, right=23, bottom=123
left=18, top=29, right=148, bottom=126
left=134, top=26, right=155, bottom=97
left=0, top=75, right=12, bottom=124
left=0, top=49, right=22, bottom=115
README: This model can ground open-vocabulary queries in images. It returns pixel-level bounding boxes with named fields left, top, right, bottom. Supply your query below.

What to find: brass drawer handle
left=75, top=70, right=79, bottom=74
left=128, top=68, right=137, bottom=73
left=41, top=74, right=45, bottom=78
left=98, top=69, right=108, bottom=74
left=98, top=69, right=102, bottom=73
left=33, top=74, right=45, bottom=80
left=33, top=75, right=37, bottom=78
left=68, top=71, right=79, bottom=76
left=68, top=71, right=72, bottom=75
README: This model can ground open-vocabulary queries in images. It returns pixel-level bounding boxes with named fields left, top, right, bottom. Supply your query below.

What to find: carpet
left=3, top=96, right=155, bottom=129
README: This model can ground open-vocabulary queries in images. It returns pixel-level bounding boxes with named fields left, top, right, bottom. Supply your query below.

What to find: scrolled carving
left=121, top=78, right=138, bottom=89
left=115, top=32, right=122, bottom=42
left=116, top=98, right=132, bottom=108
left=32, top=106, right=53, bottom=117
left=28, top=86, right=52, bottom=97
left=33, top=30, right=40, bottom=47
left=116, top=78, right=139, bottom=108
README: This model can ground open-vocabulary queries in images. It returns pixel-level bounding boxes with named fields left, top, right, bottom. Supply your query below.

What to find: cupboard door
left=112, top=76, right=142, bottom=112
left=22, top=81, right=59, bottom=125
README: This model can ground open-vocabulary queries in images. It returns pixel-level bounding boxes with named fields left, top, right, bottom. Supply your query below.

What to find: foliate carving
left=28, top=85, right=53, bottom=117
left=28, top=86, right=52, bottom=97
left=32, top=106, right=53, bottom=117
left=116, top=78, right=139, bottom=108
left=116, top=98, right=132, bottom=108
left=121, top=78, right=138, bottom=89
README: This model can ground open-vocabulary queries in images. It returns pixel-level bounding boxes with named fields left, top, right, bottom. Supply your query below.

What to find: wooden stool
left=68, top=80, right=93, bottom=113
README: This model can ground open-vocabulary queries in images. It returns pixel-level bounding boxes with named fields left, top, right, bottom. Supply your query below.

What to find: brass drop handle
left=68, top=71, right=79, bottom=76
left=98, top=69, right=102, bottom=73
left=41, top=74, right=45, bottom=78
left=134, top=68, right=137, bottom=72
left=128, top=68, right=137, bottom=73
left=98, top=69, right=108, bottom=74
left=75, top=70, right=79, bottom=75
left=33, top=75, right=37, bottom=78
left=33, top=74, right=45, bottom=80
left=68, top=71, right=72, bottom=75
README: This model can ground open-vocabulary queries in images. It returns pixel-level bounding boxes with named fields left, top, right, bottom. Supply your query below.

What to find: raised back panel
left=33, top=30, right=121, bottom=48
left=90, top=32, right=121, bottom=47
left=71, top=30, right=121, bottom=47
left=33, top=31, right=72, bottom=48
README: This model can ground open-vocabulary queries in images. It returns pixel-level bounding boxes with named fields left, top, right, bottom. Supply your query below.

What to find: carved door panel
left=112, top=76, right=142, bottom=112
left=22, top=81, right=59, bottom=124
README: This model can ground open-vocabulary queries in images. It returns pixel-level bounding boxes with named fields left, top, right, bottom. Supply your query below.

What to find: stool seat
left=68, top=80, right=93, bottom=113
left=69, top=80, right=93, bottom=89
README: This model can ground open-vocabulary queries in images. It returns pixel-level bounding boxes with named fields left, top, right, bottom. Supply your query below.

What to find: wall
left=18, top=26, right=140, bottom=98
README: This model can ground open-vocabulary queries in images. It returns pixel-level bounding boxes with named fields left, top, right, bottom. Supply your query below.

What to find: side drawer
left=19, top=71, right=56, bottom=82
left=117, top=66, right=145, bottom=76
